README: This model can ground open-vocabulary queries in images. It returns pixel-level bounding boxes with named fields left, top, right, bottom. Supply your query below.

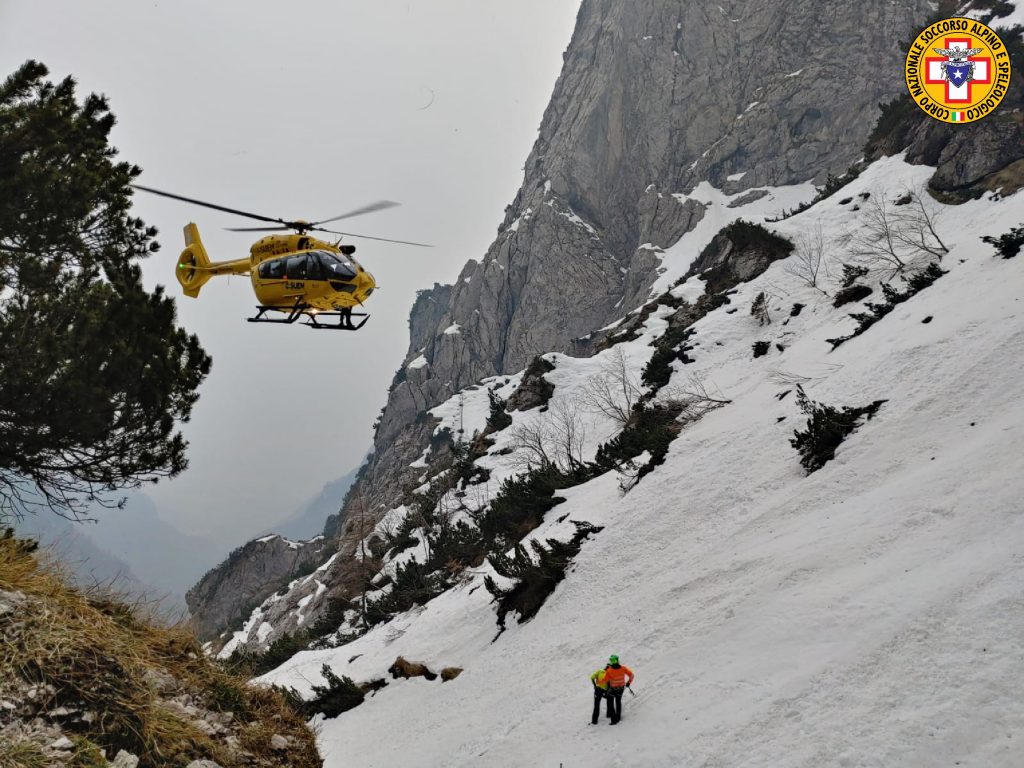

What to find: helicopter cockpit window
left=316, top=251, right=357, bottom=281
left=258, top=258, right=287, bottom=280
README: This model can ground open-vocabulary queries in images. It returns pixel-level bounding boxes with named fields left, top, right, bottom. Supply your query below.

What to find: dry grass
left=0, top=531, right=321, bottom=768
left=0, top=738, right=50, bottom=768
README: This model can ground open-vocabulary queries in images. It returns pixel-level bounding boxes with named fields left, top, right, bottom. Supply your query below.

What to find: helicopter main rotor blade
left=312, top=200, right=401, bottom=226
left=225, top=226, right=293, bottom=232
left=311, top=226, right=433, bottom=247
left=132, top=185, right=288, bottom=226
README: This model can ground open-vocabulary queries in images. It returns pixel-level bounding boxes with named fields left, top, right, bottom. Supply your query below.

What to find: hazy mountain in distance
left=260, top=468, right=359, bottom=541
left=78, top=492, right=224, bottom=601
left=14, top=511, right=141, bottom=589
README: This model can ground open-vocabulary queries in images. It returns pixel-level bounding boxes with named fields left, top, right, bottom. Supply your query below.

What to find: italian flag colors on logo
left=951, top=111, right=966, bottom=122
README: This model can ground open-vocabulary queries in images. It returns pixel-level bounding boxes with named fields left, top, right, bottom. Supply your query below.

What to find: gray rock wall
left=185, top=535, right=327, bottom=641
left=343, top=0, right=933, bottom=525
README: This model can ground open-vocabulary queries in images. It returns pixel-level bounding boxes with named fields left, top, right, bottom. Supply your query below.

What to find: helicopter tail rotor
left=178, top=223, right=215, bottom=298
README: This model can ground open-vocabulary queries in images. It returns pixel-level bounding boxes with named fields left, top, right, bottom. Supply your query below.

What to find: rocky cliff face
left=186, top=535, right=328, bottom=642
left=344, top=0, right=934, bottom=521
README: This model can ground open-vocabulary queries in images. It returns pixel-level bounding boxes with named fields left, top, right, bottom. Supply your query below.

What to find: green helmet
left=609, top=654, right=619, bottom=664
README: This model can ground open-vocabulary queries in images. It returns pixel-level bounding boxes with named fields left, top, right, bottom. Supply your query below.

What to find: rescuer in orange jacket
left=602, top=655, right=634, bottom=724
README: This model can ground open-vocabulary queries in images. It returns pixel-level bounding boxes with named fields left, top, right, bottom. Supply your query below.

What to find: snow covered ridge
left=234, top=152, right=1024, bottom=765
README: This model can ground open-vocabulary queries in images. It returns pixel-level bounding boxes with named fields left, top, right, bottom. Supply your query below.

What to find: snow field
left=259, top=155, right=1024, bottom=766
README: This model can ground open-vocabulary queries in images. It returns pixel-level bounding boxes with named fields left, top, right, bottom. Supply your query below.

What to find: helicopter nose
left=361, top=270, right=376, bottom=295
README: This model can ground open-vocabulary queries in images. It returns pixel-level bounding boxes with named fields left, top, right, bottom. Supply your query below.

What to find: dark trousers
left=607, top=687, right=624, bottom=723
left=591, top=687, right=612, bottom=724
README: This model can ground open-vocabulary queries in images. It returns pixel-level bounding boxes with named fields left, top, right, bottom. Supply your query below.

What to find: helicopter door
left=305, top=252, right=324, bottom=281
left=285, top=254, right=308, bottom=280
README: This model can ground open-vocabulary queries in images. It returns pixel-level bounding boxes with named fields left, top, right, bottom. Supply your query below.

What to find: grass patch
left=0, top=739, right=50, bottom=768
left=0, top=531, right=320, bottom=767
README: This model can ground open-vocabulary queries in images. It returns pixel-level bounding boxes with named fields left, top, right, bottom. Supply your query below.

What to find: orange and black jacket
left=602, top=663, right=634, bottom=689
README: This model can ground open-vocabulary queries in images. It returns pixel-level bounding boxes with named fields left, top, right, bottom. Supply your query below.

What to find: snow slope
left=260, top=154, right=1024, bottom=767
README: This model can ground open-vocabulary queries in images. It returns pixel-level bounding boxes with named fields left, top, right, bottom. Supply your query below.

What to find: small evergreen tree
left=750, top=291, right=771, bottom=325
left=642, top=326, right=696, bottom=389
left=364, top=557, right=447, bottom=623
left=305, top=664, right=365, bottom=719
left=477, top=463, right=567, bottom=547
left=425, top=519, right=486, bottom=574
left=592, top=402, right=683, bottom=481
left=0, top=61, right=211, bottom=519
left=790, top=385, right=886, bottom=473
left=827, top=263, right=946, bottom=349
left=485, top=521, right=602, bottom=629
left=839, top=263, right=869, bottom=288
left=308, top=597, right=353, bottom=639
left=982, top=225, right=1024, bottom=259
left=485, top=390, right=513, bottom=432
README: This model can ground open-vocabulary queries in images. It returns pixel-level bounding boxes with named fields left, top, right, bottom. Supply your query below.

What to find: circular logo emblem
left=905, top=17, right=1012, bottom=124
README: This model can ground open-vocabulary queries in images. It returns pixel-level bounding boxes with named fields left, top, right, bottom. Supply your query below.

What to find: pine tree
left=0, top=61, right=211, bottom=519
left=750, top=291, right=771, bottom=325
left=790, top=385, right=886, bottom=473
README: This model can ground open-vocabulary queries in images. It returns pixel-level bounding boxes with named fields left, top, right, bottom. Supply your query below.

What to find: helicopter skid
left=247, top=304, right=369, bottom=330
left=305, top=311, right=369, bottom=331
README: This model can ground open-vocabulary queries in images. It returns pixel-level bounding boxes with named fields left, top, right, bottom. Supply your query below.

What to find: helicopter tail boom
left=177, top=223, right=249, bottom=298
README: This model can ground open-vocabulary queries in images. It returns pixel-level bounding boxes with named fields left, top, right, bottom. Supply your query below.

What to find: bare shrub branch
left=845, top=193, right=908, bottom=277
left=509, top=421, right=555, bottom=470
left=892, top=185, right=949, bottom=260
left=509, top=397, right=588, bottom=473
left=785, top=222, right=829, bottom=291
left=768, top=363, right=844, bottom=386
left=658, top=374, right=731, bottom=424
left=844, top=188, right=948, bottom=279
left=581, top=347, right=642, bottom=425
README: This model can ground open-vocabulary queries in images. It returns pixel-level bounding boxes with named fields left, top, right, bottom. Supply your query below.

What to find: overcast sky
left=0, top=0, right=582, bottom=549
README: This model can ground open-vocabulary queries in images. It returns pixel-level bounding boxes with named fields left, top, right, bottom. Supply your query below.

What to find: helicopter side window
left=285, top=254, right=308, bottom=280
left=258, top=258, right=287, bottom=279
left=305, top=252, right=324, bottom=281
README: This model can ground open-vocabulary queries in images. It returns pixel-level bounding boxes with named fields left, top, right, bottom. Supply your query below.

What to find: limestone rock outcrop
left=186, top=535, right=328, bottom=642
left=343, top=0, right=934, bottom=523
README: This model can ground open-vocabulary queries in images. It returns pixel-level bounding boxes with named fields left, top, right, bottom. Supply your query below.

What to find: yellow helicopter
left=134, top=186, right=430, bottom=330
